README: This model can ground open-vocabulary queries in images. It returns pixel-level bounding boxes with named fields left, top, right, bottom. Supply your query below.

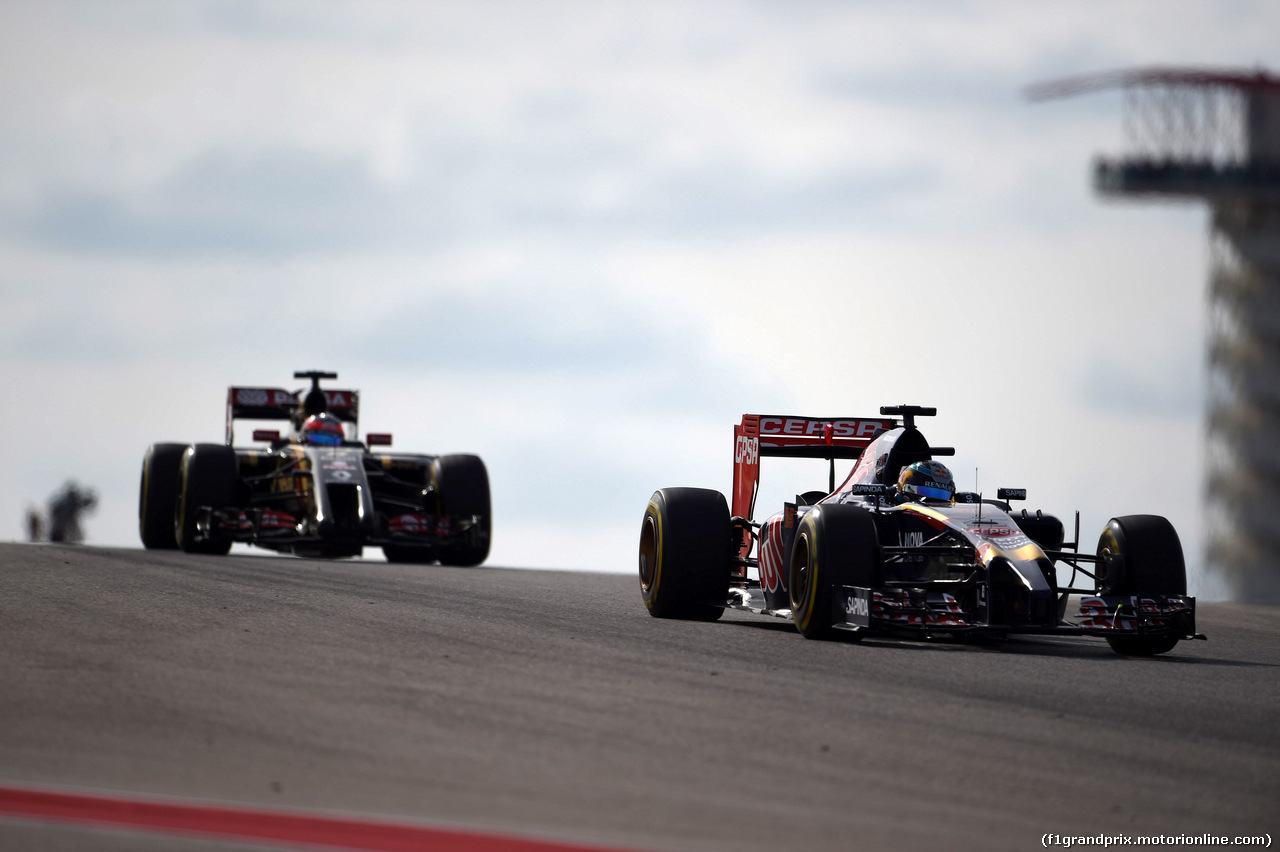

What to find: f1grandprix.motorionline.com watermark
left=1043, top=835, right=1271, bottom=848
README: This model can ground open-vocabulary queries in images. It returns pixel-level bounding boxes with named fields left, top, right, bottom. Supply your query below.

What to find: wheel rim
left=639, top=514, right=658, bottom=591
left=1098, top=545, right=1114, bottom=593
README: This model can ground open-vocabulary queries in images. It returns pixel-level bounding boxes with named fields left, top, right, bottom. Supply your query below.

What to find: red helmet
left=302, top=412, right=344, bottom=446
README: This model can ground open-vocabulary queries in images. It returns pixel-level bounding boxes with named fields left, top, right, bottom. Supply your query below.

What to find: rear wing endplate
left=225, top=387, right=360, bottom=444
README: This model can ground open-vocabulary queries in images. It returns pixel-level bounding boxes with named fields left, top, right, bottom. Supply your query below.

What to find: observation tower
left=1029, top=67, right=1280, bottom=603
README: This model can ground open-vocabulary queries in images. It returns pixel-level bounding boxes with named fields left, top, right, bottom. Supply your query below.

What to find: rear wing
left=732, top=414, right=897, bottom=523
left=225, top=387, right=360, bottom=444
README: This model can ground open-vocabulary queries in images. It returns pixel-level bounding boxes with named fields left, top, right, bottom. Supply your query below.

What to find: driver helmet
left=896, top=460, right=956, bottom=505
left=302, top=412, right=345, bottom=446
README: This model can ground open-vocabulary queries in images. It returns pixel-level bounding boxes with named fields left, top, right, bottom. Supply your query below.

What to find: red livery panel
left=732, top=414, right=895, bottom=552
left=226, top=386, right=360, bottom=444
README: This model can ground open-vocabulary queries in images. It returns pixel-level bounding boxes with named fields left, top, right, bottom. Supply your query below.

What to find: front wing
left=831, top=586, right=1201, bottom=641
left=195, top=506, right=485, bottom=550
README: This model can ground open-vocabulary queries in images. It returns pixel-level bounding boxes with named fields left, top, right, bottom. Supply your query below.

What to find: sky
left=2, top=0, right=1276, bottom=597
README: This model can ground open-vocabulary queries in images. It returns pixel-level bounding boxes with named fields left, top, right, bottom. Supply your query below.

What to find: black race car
left=139, top=371, right=490, bottom=564
left=639, top=406, right=1203, bottom=655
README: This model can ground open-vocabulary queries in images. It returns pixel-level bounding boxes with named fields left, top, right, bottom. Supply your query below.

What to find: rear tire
left=175, top=444, right=238, bottom=556
left=789, top=504, right=879, bottom=640
left=433, top=454, right=490, bottom=567
left=639, top=488, right=731, bottom=621
left=1096, top=514, right=1185, bottom=656
left=139, top=443, right=186, bottom=549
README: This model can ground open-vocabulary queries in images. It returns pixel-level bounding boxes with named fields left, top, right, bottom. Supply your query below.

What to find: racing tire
left=789, top=504, right=879, bottom=640
left=139, top=443, right=186, bottom=549
left=1096, top=514, right=1186, bottom=656
left=175, top=444, right=238, bottom=556
left=639, top=488, right=731, bottom=621
left=432, top=454, right=491, bottom=567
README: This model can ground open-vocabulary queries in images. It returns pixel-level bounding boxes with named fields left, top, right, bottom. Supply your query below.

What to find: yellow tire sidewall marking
left=177, top=452, right=191, bottom=545
left=140, top=454, right=152, bottom=527
left=1101, top=528, right=1120, bottom=555
left=796, top=517, right=820, bottom=631
left=644, top=500, right=663, bottom=609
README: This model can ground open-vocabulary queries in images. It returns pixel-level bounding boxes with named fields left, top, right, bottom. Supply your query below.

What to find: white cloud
left=3, top=0, right=1276, bottom=596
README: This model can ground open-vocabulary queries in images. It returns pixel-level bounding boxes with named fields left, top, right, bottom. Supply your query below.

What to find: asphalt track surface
left=1, top=544, right=1277, bottom=852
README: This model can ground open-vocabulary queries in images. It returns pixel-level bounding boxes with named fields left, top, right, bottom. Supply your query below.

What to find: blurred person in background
left=46, top=482, right=97, bottom=544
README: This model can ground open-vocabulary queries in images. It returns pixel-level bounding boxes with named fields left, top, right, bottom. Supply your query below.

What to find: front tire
left=639, top=488, right=731, bottom=621
left=789, top=504, right=879, bottom=640
left=139, top=443, right=186, bottom=549
left=175, top=444, right=238, bottom=556
left=433, top=454, right=491, bottom=567
left=1097, top=514, right=1186, bottom=656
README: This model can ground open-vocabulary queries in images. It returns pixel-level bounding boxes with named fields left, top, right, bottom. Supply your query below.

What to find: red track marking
left=0, top=785, right=635, bottom=852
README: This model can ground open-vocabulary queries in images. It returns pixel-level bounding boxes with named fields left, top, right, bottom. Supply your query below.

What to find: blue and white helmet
left=897, top=460, right=956, bottom=504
